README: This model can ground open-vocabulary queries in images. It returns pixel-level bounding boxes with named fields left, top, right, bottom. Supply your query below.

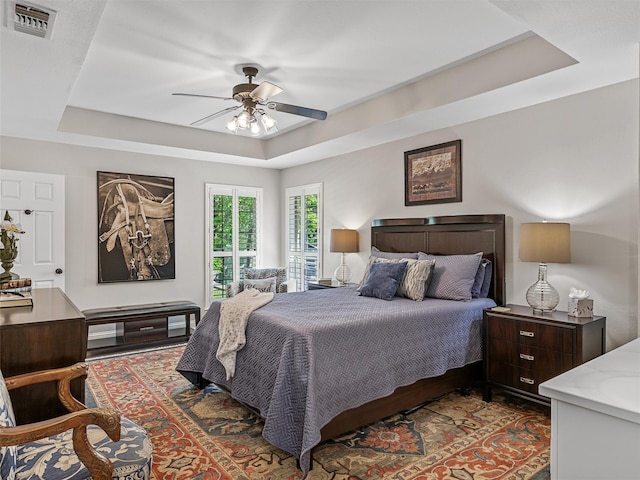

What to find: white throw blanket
left=216, top=288, right=274, bottom=380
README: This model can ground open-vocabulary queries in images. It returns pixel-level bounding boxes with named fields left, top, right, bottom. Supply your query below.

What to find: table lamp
left=330, top=229, right=359, bottom=285
left=519, top=222, right=571, bottom=313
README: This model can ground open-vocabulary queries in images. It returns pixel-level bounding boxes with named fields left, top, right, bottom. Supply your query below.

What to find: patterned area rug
left=86, top=346, right=551, bottom=480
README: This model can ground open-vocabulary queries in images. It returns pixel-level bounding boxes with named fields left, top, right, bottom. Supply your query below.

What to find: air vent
left=4, top=1, right=56, bottom=39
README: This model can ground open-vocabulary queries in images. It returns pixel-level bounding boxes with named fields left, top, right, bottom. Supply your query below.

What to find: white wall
left=282, top=79, right=640, bottom=349
left=0, top=140, right=282, bottom=310
left=0, top=80, right=637, bottom=349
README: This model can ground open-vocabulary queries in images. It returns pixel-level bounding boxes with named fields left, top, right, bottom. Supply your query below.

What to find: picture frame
left=97, top=171, right=175, bottom=283
left=404, top=139, right=462, bottom=206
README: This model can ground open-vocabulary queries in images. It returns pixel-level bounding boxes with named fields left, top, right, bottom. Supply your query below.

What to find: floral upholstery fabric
left=14, top=417, right=152, bottom=480
left=0, top=367, right=152, bottom=480
left=0, top=369, right=17, bottom=480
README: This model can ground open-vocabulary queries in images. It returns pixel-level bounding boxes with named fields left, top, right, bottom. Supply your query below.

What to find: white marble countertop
left=539, top=337, right=640, bottom=424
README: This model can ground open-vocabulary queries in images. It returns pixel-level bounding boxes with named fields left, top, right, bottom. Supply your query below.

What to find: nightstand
left=483, top=304, right=606, bottom=406
left=307, top=281, right=358, bottom=290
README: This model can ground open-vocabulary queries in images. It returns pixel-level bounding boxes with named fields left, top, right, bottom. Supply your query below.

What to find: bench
left=83, top=300, right=201, bottom=356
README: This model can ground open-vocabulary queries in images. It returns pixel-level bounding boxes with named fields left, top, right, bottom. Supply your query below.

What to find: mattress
left=177, top=286, right=496, bottom=477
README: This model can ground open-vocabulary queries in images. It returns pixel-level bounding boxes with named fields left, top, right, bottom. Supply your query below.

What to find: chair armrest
left=0, top=407, right=120, bottom=446
left=283, top=278, right=296, bottom=292
left=0, top=407, right=121, bottom=480
left=5, top=362, right=88, bottom=413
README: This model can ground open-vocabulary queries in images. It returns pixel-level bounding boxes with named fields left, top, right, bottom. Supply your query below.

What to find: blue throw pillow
left=359, top=261, right=408, bottom=301
left=470, top=261, right=486, bottom=298
left=480, top=259, right=493, bottom=298
left=471, top=258, right=493, bottom=298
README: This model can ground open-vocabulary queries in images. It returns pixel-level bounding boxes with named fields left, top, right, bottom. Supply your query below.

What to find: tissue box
left=568, top=298, right=593, bottom=317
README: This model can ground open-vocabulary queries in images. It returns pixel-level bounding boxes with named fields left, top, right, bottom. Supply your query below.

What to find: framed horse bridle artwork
left=97, top=171, right=175, bottom=283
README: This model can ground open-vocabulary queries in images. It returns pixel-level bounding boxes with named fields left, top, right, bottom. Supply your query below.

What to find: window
left=286, top=183, right=322, bottom=291
left=206, top=184, right=262, bottom=303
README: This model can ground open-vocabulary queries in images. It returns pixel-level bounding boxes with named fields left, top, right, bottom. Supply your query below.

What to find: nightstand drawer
left=486, top=314, right=574, bottom=351
left=488, top=363, right=539, bottom=394
left=488, top=339, right=574, bottom=384
left=487, top=339, right=573, bottom=372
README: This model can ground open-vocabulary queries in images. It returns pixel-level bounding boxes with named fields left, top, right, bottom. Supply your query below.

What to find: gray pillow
left=243, top=276, right=276, bottom=293
left=396, top=258, right=436, bottom=301
left=418, top=252, right=483, bottom=301
left=359, top=261, right=408, bottom=301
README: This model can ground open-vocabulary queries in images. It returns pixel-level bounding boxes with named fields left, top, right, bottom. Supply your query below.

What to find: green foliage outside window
left=238, top=196, right=257, bottom=251
left=213, top=195, right=232, bottom=252
left=305, top=194, right=318, bottom=252
left=211, top=194, right=258, bottom=298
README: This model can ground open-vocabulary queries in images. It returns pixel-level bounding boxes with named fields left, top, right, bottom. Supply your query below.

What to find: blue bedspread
left=177, top=287, right=495, bottom=477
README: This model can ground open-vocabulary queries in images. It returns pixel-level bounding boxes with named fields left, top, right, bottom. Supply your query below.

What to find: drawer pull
left=520, top=377, right=535, bottom=385
left=519, top=353, right=535, bottom=361
left=519, top=330, right=535, bottom=338
left=139, top=326, right=155, bottom=331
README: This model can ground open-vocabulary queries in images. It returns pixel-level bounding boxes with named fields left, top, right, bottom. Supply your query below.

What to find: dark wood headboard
left=371, top=214, right=505, bottom=305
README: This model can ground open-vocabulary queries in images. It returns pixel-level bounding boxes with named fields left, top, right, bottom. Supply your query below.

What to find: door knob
left=24, top=209, right=33, bottom=215
left=55, top=268, right=63, bottom=274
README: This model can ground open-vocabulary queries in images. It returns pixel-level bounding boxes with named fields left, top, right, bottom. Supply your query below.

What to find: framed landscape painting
left=404, top=140, right=462, bottom=206
left=97, top=171, right=175, bottom=283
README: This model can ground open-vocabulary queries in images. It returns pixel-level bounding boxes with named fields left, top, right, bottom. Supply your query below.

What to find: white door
left=0, top=170, right=65, bottom=289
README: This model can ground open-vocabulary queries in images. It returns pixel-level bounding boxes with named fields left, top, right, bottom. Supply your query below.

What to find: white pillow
left=396, top=258, right=436, bottom=301
left=243, top=276, right=277, bottom=293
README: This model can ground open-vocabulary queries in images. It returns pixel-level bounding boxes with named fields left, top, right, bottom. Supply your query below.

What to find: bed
left=177, top=214, right=505, bottom=477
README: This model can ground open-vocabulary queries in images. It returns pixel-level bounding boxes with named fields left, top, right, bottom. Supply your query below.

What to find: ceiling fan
left=172, top=66, right=327, bottom=135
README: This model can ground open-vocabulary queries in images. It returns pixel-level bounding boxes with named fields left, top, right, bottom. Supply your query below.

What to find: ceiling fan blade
left=173, top=93, right=234, bottom=101
left=190, top=105, right=241, bottom=126
left=266, top=102, right=327, bottom=120
left=250, top=81, right=283, bottom=102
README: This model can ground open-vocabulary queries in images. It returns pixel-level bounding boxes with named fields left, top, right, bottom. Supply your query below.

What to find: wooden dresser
left=483, top=304, right=606, bottom=405
left=0, top=288, right=86, bottom=423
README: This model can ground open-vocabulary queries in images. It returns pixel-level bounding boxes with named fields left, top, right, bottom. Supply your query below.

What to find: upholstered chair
left=0, top=363, right=152, bottom=480
left=225, top=267, right=288, bottom=297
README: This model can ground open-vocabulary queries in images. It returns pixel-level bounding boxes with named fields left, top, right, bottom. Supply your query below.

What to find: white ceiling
left=1, top=0, right=638, bottom=169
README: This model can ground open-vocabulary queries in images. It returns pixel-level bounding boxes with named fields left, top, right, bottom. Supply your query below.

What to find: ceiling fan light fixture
left=236, top=110, right=251, bottom=129
left=249, top=118, right=261, bottom=136
left=174, top=65, right=327, bottom=136
left=225, top=116, right=239, bottom=132
left=260, top=112, right=277, bottom=133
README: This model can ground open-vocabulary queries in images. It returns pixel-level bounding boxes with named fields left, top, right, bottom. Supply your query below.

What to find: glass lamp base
left=526, top=263, right=559, bottom=313
left=334, top=263, right=352, bottom=286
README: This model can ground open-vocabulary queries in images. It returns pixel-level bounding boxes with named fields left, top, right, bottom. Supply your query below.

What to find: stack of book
left=0, top=278, right=33, bottom=308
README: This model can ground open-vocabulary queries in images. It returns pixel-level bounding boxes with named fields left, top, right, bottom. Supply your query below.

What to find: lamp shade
left=519, top=222, right=571, bottom=263
left=330, top=229, right=359, bottom=253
